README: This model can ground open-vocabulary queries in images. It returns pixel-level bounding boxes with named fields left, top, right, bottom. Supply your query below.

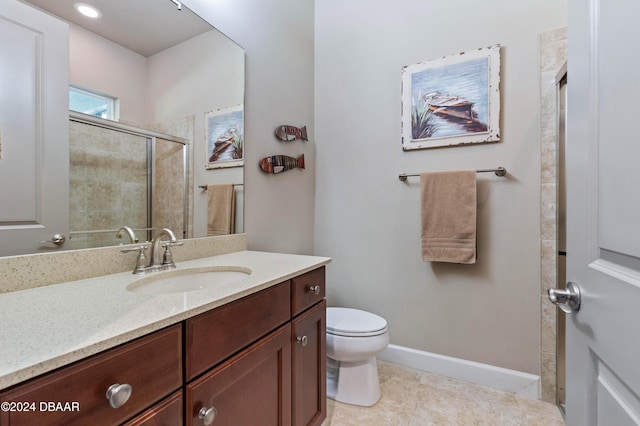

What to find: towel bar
left=199, top=184, right=244, bottom=190
left=398, top=167, right=506, bottom=182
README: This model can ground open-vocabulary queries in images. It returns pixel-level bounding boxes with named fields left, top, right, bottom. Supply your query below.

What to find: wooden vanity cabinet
left=0, top=325, right=182, bottom=426
left=0, top=266, right=327, bottom=426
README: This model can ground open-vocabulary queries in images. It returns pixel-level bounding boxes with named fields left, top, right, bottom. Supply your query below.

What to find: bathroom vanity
left=0, top=251, right=329, bottom=426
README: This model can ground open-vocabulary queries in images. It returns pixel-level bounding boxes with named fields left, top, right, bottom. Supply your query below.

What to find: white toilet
left=326, top=307, right=389, bottom=407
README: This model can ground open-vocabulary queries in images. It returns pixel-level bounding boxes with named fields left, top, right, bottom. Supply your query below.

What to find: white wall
left=69, top=24, right=149, bottom=123
left=315, top=0, right=566, bottom=374
left=184, top=0, right=316, bottom=255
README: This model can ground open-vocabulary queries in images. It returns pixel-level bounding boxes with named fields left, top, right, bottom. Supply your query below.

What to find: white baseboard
left=378, top=344, right=540, bottom=400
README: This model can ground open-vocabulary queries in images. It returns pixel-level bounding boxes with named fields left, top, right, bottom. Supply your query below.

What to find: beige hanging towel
left=420, top=170, right=477, bottom=264
left=207, top=184, right=235, bottom=236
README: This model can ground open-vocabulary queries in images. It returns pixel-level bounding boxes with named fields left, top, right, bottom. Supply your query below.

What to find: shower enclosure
left=68, top=113, right=189, bottom=249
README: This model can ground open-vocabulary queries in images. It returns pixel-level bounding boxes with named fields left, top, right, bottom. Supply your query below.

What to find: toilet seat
left=326, top=307, right=387, bottom=337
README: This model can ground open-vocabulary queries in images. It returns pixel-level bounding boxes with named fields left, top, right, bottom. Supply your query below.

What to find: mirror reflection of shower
left=68, top=115, right=188, bottom=249
left=556, top=64, right=567, bottom=415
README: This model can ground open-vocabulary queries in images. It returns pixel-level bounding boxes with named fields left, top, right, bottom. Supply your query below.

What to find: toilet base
left=326, top=356, right=381, bottom=407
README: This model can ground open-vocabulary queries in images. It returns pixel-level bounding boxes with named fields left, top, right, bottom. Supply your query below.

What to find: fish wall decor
left=275, top=125, right=308, bottom=142
left=259, top=154, right=305, bottom=174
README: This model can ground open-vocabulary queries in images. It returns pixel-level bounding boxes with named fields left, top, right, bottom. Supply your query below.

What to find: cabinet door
left=186, top=324, right=292, bottom=426
left=292, top=300, right=326, bottom=426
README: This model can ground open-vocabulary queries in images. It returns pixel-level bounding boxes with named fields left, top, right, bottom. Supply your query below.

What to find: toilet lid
left=326, top=307, right=387, bottom=337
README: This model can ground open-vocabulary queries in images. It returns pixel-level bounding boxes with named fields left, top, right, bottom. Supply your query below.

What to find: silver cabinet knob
left=199, top=406, right=217, bottom=425
left=106, top=383, right=132, bottom=408
left=296, top=335, right=309, bottom=346
left=40, top=233, right=66, bottom=245
left=548, top=281, right=581, bottom=314
left=307, top=285, right=320, bottom=295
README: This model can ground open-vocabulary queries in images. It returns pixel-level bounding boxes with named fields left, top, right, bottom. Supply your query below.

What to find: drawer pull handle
left=297, top=335, right=309, bottom=346
left=106, top=383, right=132, bottom=408
left=199, top=406, right=218, bottom=425
left=307, top=285, right=321, bottom=295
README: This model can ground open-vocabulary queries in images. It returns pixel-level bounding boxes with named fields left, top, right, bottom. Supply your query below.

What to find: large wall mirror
left=0, top=0, right=245, bottom=256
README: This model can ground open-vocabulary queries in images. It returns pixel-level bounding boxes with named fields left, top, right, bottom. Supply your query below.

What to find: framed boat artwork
left=401, top=45, right=501, bottom=150
left=205, top=104, right=244, bottom=169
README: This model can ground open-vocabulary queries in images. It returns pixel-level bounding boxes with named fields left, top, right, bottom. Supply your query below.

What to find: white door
left=0, top=1, right=69, bottom=256
left=560, top=0, right=640, bottom=424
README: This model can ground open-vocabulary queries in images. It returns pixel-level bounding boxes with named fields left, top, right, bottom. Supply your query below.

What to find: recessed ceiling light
left=74, top=3, right=101, bottom=19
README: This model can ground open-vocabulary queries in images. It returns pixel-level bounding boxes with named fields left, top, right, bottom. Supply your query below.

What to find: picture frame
left=205, top=105, right=244, bottom=169
left=401, top=45, right=501, bottom=150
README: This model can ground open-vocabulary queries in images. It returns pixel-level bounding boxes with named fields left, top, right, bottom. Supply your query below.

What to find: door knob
left=40, top=233, right=66, bottom=246
left=548, top=281, right=581, bottom=314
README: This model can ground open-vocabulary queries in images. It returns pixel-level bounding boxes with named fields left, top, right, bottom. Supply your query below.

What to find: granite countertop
left=0, top=250, right=331, bottom=391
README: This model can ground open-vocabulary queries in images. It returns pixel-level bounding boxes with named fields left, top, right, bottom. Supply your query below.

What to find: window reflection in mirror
left=69, top=86, right=118, bottom=120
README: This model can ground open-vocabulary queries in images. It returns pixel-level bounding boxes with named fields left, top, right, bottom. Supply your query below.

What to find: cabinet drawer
left=186, top=324, right=292, bottom=426
left=185, top=282, right=290, bottom=380
left=0, top=325, right=182, bottom=426
left=123, top=390, right=183, bottom=426
left=291, top=267, right=325, bottom=317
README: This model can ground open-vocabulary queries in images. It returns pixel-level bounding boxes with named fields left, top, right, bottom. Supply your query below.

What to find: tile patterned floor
left=323, top=361, right=565, bottom=426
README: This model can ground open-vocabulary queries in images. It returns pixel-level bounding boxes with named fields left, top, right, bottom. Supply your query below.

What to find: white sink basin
left=126, top=266, right=252, bottom=294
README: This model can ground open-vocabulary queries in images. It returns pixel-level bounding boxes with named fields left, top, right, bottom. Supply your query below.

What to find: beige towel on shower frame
left=420, top=170, right=477, bottom=264
left=207, top=184, right=235, bottom=236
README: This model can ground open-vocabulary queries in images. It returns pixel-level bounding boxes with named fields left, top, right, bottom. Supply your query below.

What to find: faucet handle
left=120, top=244, right=150, bottom=254
left=162, top=240, right=183, bottom=247
left=121, top=245, right=150, bottom=274
left=160, top=241, right=182, bottom=269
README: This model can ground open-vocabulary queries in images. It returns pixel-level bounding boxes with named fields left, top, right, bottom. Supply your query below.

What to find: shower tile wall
left=539, top=27, right=567, bottom=403
left=69, top=121, right=148, bottom=249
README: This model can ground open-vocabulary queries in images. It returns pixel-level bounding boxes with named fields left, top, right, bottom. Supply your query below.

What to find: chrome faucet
left=116, top=226, right=138, bottom=244
left=121, top=228, right=182, bottom=274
